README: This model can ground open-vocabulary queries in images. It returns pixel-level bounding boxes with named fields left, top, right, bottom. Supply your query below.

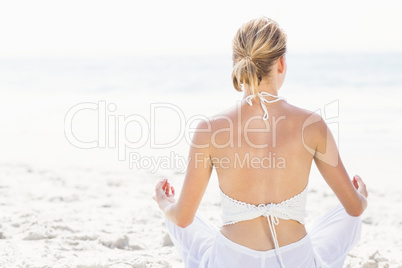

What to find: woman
left=154, top=17, right=368, bottom=268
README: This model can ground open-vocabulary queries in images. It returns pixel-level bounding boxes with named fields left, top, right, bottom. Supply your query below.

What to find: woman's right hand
left=153, top=178, right=176, bottom=212
left=352, top=175, right=368, bottom=198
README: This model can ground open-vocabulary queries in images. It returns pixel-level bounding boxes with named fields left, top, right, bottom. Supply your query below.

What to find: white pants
left=165, top=204, right=362, bottom=268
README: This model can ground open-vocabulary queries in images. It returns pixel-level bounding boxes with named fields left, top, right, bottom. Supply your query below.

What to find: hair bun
left=232, top=17, right=287, bottom=96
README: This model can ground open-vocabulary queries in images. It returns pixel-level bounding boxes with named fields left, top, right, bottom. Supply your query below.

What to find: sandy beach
left=0, top=159, right=401, bottom=267
left=2, top=0, right=402, bottom=265
left=1, top=54, right=402, bottom=267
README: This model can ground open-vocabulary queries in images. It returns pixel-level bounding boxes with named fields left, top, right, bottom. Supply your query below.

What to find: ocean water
left=0, top=52, right=401, bottom=190
left=2, top=53, right=402, bottom=93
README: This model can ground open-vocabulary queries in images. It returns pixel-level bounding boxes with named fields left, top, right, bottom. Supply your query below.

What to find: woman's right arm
left=311, top=114, right=368, bottom=216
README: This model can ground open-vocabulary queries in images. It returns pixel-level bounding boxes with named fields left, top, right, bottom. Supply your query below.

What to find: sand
left=1, top=57, right=402, bottom=267
left=0, top=160, right=401, bottom=268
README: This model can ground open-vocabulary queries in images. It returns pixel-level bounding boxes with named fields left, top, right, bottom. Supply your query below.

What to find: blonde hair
left=232, top=17, right=287, bottom=96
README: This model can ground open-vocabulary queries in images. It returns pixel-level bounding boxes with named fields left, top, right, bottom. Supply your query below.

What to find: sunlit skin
left=154, top=55, right=368, bottom=251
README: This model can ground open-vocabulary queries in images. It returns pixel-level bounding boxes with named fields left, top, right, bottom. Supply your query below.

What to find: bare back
left=209, top=98, right=316, bottom=250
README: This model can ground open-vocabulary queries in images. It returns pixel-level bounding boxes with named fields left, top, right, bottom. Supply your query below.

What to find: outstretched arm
left=154, top=120, right=213, bottom=227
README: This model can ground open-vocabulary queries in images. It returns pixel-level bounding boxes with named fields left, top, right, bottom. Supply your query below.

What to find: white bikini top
left=220, top=185, right=308, bottom=268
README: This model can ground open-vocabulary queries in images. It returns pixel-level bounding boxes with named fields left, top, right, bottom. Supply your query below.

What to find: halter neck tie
left=245, top=92, right=285, bottom=120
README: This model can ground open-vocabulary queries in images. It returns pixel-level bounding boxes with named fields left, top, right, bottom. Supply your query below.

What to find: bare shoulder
left=283, top=102, right=321, bottom=120
left=191, top=116, right=213, bottom=142
left=282, top=102, right=326, bottom=129
left=204, top=103, right=238, bottom=129
left=282, top=102, right=328, bottom=152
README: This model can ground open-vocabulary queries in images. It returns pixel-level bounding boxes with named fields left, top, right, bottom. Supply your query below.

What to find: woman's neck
left=243, top=78, right=280, bottom=98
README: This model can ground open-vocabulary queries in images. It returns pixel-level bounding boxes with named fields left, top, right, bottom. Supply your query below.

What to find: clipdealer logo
left=64, top=99, right=340, bottom=172
left=64, top=101, right=205, bottom=161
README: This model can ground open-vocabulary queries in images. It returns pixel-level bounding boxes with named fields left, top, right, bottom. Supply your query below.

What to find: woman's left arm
left=154, top=120, right=213, bottom=228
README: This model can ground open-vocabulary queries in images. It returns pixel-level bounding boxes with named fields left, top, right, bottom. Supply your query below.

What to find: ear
left=278, top=55, right=286, bottom=74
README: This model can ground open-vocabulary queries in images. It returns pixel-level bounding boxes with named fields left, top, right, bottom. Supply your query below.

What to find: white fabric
left=219, top=186, right=309, bottom=267
left=245, top=92, right=285, bottom=120
left=219, top=186, right=308, bottom=225
left=164, top=203, right=362, bottom=268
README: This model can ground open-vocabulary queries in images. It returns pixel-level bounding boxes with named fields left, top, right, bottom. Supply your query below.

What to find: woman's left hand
left=153, top=178, right=176, bottom=211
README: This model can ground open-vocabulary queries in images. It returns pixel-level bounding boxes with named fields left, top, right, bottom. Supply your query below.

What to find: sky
left=0, top=0, right=401, bottom=57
